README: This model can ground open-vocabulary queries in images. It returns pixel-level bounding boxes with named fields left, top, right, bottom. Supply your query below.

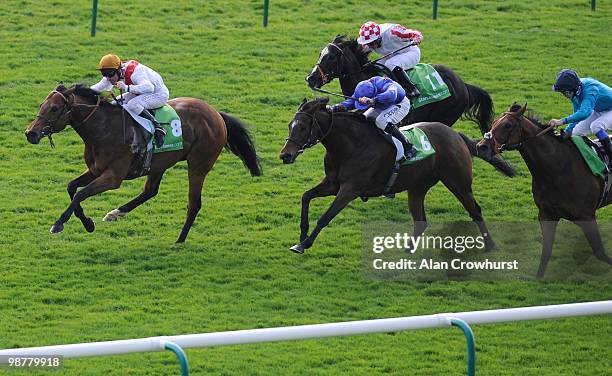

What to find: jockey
left=357, top=21, right=423, bottom=98
left=331, top=76, right=417, bottom=159
left=549, top=69, right=612, bottom=162
left=91, top=54, right=168, bottom=148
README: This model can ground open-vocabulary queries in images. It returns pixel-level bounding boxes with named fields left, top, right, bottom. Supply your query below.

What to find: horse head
left=280, top=97, right=330, bottom=164
left=25, top=84, right=75, bottom=144
left=477, top=103, right=529, bottom=158
left=305, top=35, right=369, bottom=89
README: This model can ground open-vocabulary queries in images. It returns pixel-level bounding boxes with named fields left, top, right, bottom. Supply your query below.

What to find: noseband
left=285, top=110, right=334, bottom=152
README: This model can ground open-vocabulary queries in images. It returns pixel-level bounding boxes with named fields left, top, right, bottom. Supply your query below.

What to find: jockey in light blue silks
left=331, top=76, right=417, bottom=159
left=549, top=69, right=612, bottom=163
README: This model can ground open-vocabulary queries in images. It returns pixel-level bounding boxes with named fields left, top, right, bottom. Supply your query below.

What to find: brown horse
left=279, top=98, right=515, bottom=254
left=476, top=103, right=612, bottom=277
left=25, top=84, right=262, bottom=243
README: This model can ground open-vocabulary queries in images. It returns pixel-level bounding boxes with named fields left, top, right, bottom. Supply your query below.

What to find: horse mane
left=55, top=83, right=112, bottom=106
left=331, top=35, right=370, bottom=66
left=509, top=103, right=547, bottom=130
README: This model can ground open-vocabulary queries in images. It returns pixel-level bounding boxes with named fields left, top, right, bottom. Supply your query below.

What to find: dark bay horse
left=25, top=84, right=262, bottom=243
left=476, top=103, right=612, bottom=277
left=306, top=36, right=494, bottom=135
left=279, top=98, right=515, bottom=254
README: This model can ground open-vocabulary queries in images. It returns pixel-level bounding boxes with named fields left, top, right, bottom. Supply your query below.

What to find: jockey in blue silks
left=549, top=69, right=612, bottom=162
left=331, top=76, right=417, bottom=159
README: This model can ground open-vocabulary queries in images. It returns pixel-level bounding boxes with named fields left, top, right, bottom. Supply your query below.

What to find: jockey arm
left=126, top=68, right=155, bottom=95
left=563, top=88, right=598, bottom=134
left=390, top=24, right=423, bottom=45
left=90, top=77, right=113, bottom=93
left=335, top=97, right=357, bottom=110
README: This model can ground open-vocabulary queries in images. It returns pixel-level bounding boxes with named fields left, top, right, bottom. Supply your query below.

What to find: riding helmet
left=552, top=69, right=581, bottom=92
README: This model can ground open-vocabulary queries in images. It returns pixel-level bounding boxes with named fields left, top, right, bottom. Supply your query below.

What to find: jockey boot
left=600, top=136, right=612, bottom=167
left=392, top=66, right=420, bottom=98
left=139, top=109, right=166, bottom=148
left=385, top=123, right=417, bottom=160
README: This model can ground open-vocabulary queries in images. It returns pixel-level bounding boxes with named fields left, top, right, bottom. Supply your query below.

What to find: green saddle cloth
left=152, top=105, right=183, bottom=153
left=399, top=126, right=436, bottom=165
left=571, top=136, right=607, bottom=179
left=407, top=63, right=452, bottom=109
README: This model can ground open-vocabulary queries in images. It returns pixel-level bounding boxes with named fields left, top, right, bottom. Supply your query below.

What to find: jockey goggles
left=101, top=68, right=118, bottom=78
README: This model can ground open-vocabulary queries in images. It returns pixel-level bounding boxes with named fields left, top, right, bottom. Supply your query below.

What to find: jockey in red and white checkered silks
left=358, top=21, right=423, bottom=97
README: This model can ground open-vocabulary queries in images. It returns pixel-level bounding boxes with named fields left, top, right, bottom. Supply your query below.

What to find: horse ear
left=302, top=98, right=307, bottom=105
left=320, top=97, right=330, bottom=105
left=508, top=102, right=522, bottom=113
left=519, top=102, right=528, bottom=115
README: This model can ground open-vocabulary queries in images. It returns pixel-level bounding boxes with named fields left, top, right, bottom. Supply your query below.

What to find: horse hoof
left=50, top=222, right=64, bottom=234
left=103, top=209, right=125, bottom=222
left=290, top=244, right=305, bottom=254
left=83, top=217, right=95, bottom=233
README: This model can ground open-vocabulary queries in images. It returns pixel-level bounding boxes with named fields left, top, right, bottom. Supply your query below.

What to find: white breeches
left=571, top=110, right=612, bottom=136
left=364, top=97, right=412, bottom=130
left=380, top=46, right=421, bottom=71
left=122, top=88, right=169, bottom=114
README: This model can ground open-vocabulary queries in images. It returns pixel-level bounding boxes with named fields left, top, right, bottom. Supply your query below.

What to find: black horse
left=279, top=98, right=515, bottom=254
left=477, top=103, right=612, bottom=277
left=306, top=35, right=494, bottom=135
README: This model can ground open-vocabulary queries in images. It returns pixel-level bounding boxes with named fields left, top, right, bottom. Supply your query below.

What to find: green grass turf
left=0, top=0, right=610, bottom=374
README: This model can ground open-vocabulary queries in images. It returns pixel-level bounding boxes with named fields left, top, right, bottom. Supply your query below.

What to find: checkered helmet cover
left=357, top=21, right=381, bottom=45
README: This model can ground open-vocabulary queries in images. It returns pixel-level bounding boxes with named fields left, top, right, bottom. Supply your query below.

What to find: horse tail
left=458, top=132, right=516, bottom=177
left=464, top=83, right=494, bottom=135
left=220, top=112, right=263, bottom=176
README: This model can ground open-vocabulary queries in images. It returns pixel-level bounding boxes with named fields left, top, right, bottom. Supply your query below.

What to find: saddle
left=583, top=137, right=611, bottom=168
left=582, top=137, right=611, bottom=207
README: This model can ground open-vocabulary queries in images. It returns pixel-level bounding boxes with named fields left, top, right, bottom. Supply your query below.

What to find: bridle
left=35, top=89, right=101, bottom=147
left=314, top=43, right=365, bottom=84
left=285, top=109, right=334, bottom=153
left=484, top=111, right=556, bottom=152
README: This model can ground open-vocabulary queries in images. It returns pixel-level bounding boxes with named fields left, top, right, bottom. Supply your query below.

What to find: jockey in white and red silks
left=357, top=21, right=423, bottom=98
left=91, top=54, right=168, bottom=148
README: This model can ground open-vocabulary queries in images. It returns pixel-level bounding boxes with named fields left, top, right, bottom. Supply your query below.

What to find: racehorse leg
left=175, top=169, right=208, bottom=243
left=537, top=218, right=559, bottom=278
left=51, top=170, right=125, bottom=234
left=299, top=177, right=339, bottom=243
left=67, top=170, right=97, bottom=232
left=104, top=172, right=165, bottom=221
left=441, top=179, right=496, bottom=251
left=290, top=184, right=357, bottom=254
left=406, top=188, right=429, bottom=252
left=574, top=220, right=612, bottom=265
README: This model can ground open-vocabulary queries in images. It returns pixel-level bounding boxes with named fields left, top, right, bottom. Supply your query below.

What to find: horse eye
left=50, top=106, right=58, bottom=112
left=504, top=123, right=511, bottom=129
